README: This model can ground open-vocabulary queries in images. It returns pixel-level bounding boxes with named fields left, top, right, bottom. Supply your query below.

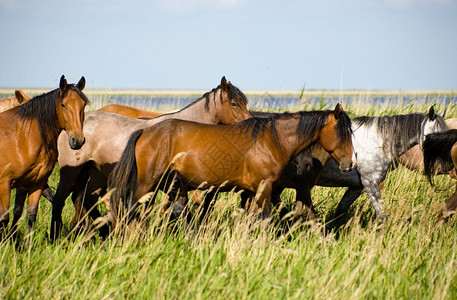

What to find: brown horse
left=50, top=77, right=250, bottom=239
left=1, top=91, right=55, bottom=214
left=0, top=75, right=88, bottom=239
left=98, top=104, right=162, bottom=119
left=0, top=90, right=32, bottom=112
left=423, top=129, right=457, bottom=219
left=399, top=118, right=457, bottom=171
left=108, top=104, right=355, bottom=228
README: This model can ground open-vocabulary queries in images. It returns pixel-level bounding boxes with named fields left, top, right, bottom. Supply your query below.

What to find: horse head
left=419, top=106, right=448, bottom=150
left=56, top=75, right=88, bottom=150
left=214, top=76, right=250, bottom=124
left=319, top=103, right=355, bottom=172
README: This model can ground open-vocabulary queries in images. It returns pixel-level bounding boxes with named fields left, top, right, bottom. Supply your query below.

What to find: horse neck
left=147, top=92, right=216, bottom=125
left=274, top=116, right=317, bottom=161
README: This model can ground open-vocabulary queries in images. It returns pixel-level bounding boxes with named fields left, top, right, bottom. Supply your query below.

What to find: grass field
left=1, top=92, right=457, bottom=299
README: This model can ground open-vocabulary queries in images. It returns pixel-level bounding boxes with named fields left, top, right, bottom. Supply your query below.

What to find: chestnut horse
left=423, top=129, right=457, bottom=219
left=0, top=90, right=32, bottom=112
left=0, top=75, right=88, bottom=239
left=108, top=104, right=355, bottom=228
left=98, top=104, right=162, bottom=119
left=50, top=77, right=250, bottom=239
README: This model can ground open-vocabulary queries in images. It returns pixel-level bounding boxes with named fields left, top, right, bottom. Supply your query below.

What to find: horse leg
left=270, top=186, right=291, bottom=220
left=329, top=187, right=364, bottom=231
left=297, top=185, right=316, bottom=221
left=74, top=168, right=110, bottom=237
left=25, top=188, right=43, bottom=245
left=0, top=183, right=11, bottom=237
left=254, top=180, right=273, bottom=220
left=42, top=184, right=54, bottom=204
left=440, top=186, right=457, bottom=220
left=9, top=188, right=27, bottom=239
left=197, top=189, right=217, bottom=222
left=51, top=167, right=80, bottom=241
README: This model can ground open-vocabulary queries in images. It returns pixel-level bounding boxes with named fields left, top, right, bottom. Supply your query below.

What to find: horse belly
left=173, top=149, right=245, bottom=189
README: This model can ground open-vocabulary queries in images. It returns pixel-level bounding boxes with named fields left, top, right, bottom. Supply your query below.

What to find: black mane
left=203, top=83, right=248, bottom=111
left=423, top=129, right=457, bottom=185
left=240, top=109, right=353, bottom=150
left=353, top=113, right=446, bottom=159
left=16, top=84, right=89, bottom=150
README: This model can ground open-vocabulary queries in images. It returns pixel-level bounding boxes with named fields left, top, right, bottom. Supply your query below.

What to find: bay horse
left=98, top=104, right=162, bottom=119
left=108, top=104, right=355, bottom=229
left=1, top=91, right=55, bottom=214
left=269, top=107, right=447, bottom=229
left=423, top=129, right=457, bottom=219
left=0, top=75, right=88, bottom=239
left=50, top=77, right=250, bottom=239
left=0, top=90, right=32, bottom=112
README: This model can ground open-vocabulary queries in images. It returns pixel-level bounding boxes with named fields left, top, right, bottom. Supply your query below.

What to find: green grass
left=2, top=95, right=457, bottom=299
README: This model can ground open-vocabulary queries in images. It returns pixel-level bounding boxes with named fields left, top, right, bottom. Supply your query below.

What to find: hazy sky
left=0, top=0, right=456, bottom=91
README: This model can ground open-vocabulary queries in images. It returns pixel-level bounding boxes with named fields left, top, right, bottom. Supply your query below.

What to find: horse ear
left=441, top=107, right=447, bottom=119
left=220, top=76, right=228, bottom=91
left=428, top=106, right=436, bottom=120
left=59, top=75, right=67, bottom=92
left=15, top=90, right=25, bottom=104
left=334, top=103, right=343, bottom=119
left=77, top=76, right=86, bottom=91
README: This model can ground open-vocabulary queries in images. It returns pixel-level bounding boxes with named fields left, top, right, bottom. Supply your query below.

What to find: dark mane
left=423, top=129, right=457, bottom=185
left=353, top=113, right=446, bottom=159
left=203, top=83, right=248, bottom=111
left=171, top=82, right=248, bottom=114
left=15, top=84, right=89, bottom=150
left=239, top=109, right=353, bottom=150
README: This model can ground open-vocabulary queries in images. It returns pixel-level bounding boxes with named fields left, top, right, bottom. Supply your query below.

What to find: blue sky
left=0, top=0, right=456, bottom=90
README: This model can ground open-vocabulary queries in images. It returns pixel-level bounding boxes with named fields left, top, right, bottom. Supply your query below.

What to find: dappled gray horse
left=318, top=106, right=447, bottom=225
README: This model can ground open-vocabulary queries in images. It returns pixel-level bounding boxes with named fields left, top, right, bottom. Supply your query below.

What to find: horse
left=50, top=76, right=250, bottom=239
left=0, top=90, right=32, bottom=112
left=108, top=104, right=355, bottom=229
left=98, top=104, right=162, bottom=119
left=313, top=107, right=447, bottom=228
left=269, top=107, right=447, bottom=229
left=1, top=91, right=55, bottom=213
left=423, top=129, right=457, bottom=219
left=0, top=75, right=88, bottom=239
left=398, top=118, right=457, bottom=171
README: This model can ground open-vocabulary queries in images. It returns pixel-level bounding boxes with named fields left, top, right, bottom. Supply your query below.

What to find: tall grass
left=1, top=92, right=457, bottom=299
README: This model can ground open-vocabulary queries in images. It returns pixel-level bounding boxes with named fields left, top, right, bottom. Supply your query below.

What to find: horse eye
left=231, top=102, right=237, bottom=107
left=61, top=103, right=66, bottom=109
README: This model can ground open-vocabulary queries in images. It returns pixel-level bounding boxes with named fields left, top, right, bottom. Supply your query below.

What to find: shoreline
left=0, top=88, right=456, bottom=97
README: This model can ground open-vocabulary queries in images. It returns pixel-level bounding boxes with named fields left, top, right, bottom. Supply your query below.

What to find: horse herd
left=1, top=75, right=457, bottom=243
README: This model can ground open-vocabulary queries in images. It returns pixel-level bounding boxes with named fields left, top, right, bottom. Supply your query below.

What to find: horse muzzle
left=68, top=135, right=85, bottom=150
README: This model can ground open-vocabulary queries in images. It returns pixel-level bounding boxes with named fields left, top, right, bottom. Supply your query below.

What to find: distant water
left=90, top=93, right=457, bottom=111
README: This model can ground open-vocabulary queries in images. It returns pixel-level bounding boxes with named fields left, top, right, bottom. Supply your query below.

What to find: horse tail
left=423, top=130, right=457, bottom=186
left=108, top=129, right=144, bottom=226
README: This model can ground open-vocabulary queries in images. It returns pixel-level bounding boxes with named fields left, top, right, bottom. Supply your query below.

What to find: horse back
left=98, top=104, right=162, bottom=119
